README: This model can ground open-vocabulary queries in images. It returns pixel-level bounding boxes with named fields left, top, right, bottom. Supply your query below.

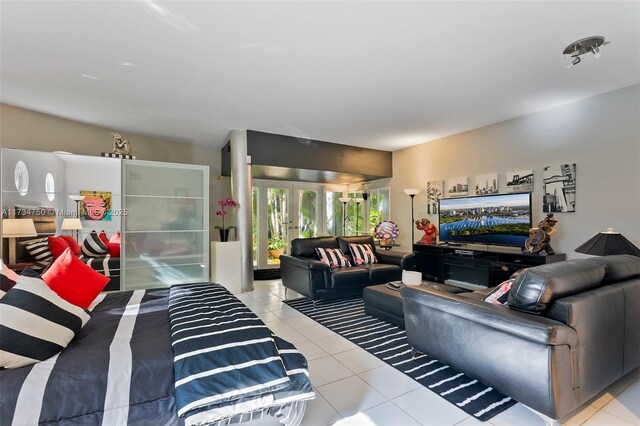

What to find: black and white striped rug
left=284, top=296, right=516, bottom=422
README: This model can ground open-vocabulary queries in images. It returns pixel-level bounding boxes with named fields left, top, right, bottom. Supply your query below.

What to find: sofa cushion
left=315, top=247, right=351, bottom=268
left=291, top=236, right=338, bottom=257
left=338, top=236, right=376, bottom=254
left=348, top=243, right=378, bottom=265
left=360, top=263, right=401, bottom=283
left=587, top=255, right=640, bottom=283
left=329, top=267, right=370, bottom=289
left=507, top=259, right=605, bottom=314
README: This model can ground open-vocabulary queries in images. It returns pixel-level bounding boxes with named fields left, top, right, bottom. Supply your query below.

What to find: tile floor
left=241, top=280, right=640, bottom=426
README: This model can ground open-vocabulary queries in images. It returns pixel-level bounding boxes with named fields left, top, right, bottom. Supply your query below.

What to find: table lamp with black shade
left=575, top=228, right=640, bottom=257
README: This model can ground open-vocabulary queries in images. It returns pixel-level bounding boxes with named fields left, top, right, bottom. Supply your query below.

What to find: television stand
left=412, top=244, right=566, bottom=288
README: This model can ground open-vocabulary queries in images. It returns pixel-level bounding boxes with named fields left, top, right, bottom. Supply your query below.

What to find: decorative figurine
left=111, top=132, right=132, bottom=156
left=416, top=218, right=438, bottom=245
left=524, top=213, right=559, bottom=255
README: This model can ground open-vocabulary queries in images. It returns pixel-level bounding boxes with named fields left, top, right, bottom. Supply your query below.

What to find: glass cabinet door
left=121, top=160, right=209, bottom=290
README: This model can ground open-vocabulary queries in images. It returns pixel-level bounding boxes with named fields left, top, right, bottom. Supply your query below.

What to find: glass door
left=254, top=180, right=323, bottom=269
left=266, top=186, right=290, bottom=266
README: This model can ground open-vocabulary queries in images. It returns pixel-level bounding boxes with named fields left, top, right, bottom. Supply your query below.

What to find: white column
left=229, top=130, right=253, bottom=292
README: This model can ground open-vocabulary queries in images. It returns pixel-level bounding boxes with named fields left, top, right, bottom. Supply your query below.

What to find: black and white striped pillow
left=348, top=243, right=378, bottom=265
left=0, top=272, right=91, bottom=369
left=81, top=230, right=108, bottom=257
left=315, top=247, right=352, bottom=268
left=25, top=239, right=54, bottom=270
left=1, top=260, right=19, bottom=299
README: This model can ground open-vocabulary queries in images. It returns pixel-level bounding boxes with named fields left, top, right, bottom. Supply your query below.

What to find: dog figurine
left=111, top=132, right=132, bottom=156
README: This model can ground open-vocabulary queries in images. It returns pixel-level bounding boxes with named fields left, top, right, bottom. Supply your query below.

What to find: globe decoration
left=374, top=220, right=400, bottom=249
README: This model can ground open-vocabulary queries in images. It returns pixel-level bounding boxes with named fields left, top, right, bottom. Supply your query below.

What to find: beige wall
left=389, top=84, right=640, bottom=258
left=0, top=103, right=232, bottom=236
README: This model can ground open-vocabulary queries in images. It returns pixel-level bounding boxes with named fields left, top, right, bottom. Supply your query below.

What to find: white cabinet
left=121, top=160, right=209, bottom=290
left=210, top=241, right=241, bottom=294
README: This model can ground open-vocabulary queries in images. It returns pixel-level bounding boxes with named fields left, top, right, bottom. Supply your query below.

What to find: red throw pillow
left=42, top=248, right=110, bottom=309
left=47, top=236, right=70, bottom=259
left=60, top=235, right=82, bottom=256
left=98, top=231, right=109, bottom=246
left=107, top=232, right=121, bottom=257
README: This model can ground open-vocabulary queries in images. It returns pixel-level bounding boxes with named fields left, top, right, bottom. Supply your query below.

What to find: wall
left=390, top=84, right=640, bottom=258
left=0, top=103, right=231, bottom=237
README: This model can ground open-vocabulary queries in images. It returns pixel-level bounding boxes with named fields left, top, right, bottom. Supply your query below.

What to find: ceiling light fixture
left=563, top=36, right=606, bottom=69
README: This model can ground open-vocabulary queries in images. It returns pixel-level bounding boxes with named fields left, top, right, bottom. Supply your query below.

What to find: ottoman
left=363, top=282, right=467, bottom=329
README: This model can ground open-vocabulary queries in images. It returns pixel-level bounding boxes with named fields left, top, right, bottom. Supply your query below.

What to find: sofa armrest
left=280, top=255, right=330, bottom=299
left=279, top=254, right=329, bottom=271
left=376, top=250, right=416, bottom=269
left=401, top=286, right=577, bottom=347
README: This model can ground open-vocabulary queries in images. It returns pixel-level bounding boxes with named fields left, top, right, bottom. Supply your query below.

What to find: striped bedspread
left=169, top=283, right=315, bottom=426
left=1, top=285, right=312, bottom=426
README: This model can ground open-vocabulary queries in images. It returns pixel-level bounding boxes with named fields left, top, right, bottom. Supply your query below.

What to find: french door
left=253, top=180, right=322, bottom=269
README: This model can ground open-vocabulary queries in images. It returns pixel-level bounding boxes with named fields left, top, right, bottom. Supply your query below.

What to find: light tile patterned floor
left=245, top=280, right=640, bottom=426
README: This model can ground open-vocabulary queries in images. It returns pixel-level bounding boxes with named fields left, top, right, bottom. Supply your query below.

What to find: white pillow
left=0, top=273, right=91, bottom=369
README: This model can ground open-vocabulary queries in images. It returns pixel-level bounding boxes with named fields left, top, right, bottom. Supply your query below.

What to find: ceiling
left=1, top=1, right=638, bottom=151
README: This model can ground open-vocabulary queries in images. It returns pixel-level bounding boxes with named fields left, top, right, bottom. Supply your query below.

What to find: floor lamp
left=339, top=197, right=350, bottom=236
left=404, top=188, right=421, bottom=245
left=354, top=197, right=365, bottom=235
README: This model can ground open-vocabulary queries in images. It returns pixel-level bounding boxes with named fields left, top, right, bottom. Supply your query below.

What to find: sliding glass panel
left=122, top=160, right=208, bottom=290
left=368, top=188, right=390, bottom=233
left=123, top=197, right=204, bottom=231
left=124, top=163, right=204, bottom=197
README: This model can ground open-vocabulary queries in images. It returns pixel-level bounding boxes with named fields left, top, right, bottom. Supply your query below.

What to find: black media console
left=412, top=244, right=566, bottom=290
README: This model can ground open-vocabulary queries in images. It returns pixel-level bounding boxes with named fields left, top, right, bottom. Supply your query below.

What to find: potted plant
left=267, top=237, right=286, bottom=259
left=214, top=197, right=238, bottom=242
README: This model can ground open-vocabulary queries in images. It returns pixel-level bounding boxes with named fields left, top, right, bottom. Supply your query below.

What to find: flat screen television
left=438, top=192, right=532, bottom=247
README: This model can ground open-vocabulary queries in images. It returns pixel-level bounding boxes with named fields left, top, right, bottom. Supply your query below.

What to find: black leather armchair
left=402, top=255, right=640, bottom=420
left=280, top=236, right=415, bottom=300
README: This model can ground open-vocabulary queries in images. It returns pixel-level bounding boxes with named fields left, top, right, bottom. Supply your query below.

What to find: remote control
left=386, top=282, right=402, bottom=291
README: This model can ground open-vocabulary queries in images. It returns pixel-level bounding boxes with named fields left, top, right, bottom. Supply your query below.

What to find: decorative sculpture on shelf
left=524, top=213, right=559, bottom=255
left=111, top=132, right=132, bottom=156
left=416, top=218, right=438, bottom=245
left=374, top=220, right=400, bottom=250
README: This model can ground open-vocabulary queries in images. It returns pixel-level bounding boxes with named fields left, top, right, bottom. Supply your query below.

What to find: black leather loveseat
left=280, top=236, right=415, bottom=300
left=401, top=254, right=640, bottom=420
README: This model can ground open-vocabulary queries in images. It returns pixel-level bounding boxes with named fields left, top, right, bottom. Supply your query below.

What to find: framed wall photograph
left=475, top=173, right=499, bottom=195
left=543, top=164, right=576, bottom=213
left=446, top=177, right=468, bottom=197
left=506, top=169, right=534, bottom=193
left=426, top=180, right=444, bottom=214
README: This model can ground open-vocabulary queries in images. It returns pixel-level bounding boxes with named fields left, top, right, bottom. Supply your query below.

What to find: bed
left=0, top=283, right=314, bottom=425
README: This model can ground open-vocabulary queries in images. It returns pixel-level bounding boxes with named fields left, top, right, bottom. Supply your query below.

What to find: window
left=325, top=191, right=345, bottom=236
left=45, top=173, right=55, bottom=201
left=368, top=188, right=390, bottom=234
left=14, top=161, right=29, bottom=196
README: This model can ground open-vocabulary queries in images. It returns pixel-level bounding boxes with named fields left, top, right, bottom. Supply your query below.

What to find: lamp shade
left=338, top=197, right=350, bottom=203
left=2, top=219, right=37, bottom=238
left=403, top=188, right=421, bottom=196
left=61, top=218, right=83, bottom=231
left=575, top=228, right=640, bottom=257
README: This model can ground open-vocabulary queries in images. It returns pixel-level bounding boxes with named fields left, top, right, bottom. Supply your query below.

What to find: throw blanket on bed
left=168, top=283, right=314, bottom=425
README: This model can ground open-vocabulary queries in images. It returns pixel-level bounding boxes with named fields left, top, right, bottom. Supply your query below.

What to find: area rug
left=284, top=296, right=516, bottom=422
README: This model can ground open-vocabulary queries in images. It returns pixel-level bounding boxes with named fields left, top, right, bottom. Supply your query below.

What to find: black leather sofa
left=280, top=236, right=415, bottom=300
left=401, top=254, right=640, bottom=420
